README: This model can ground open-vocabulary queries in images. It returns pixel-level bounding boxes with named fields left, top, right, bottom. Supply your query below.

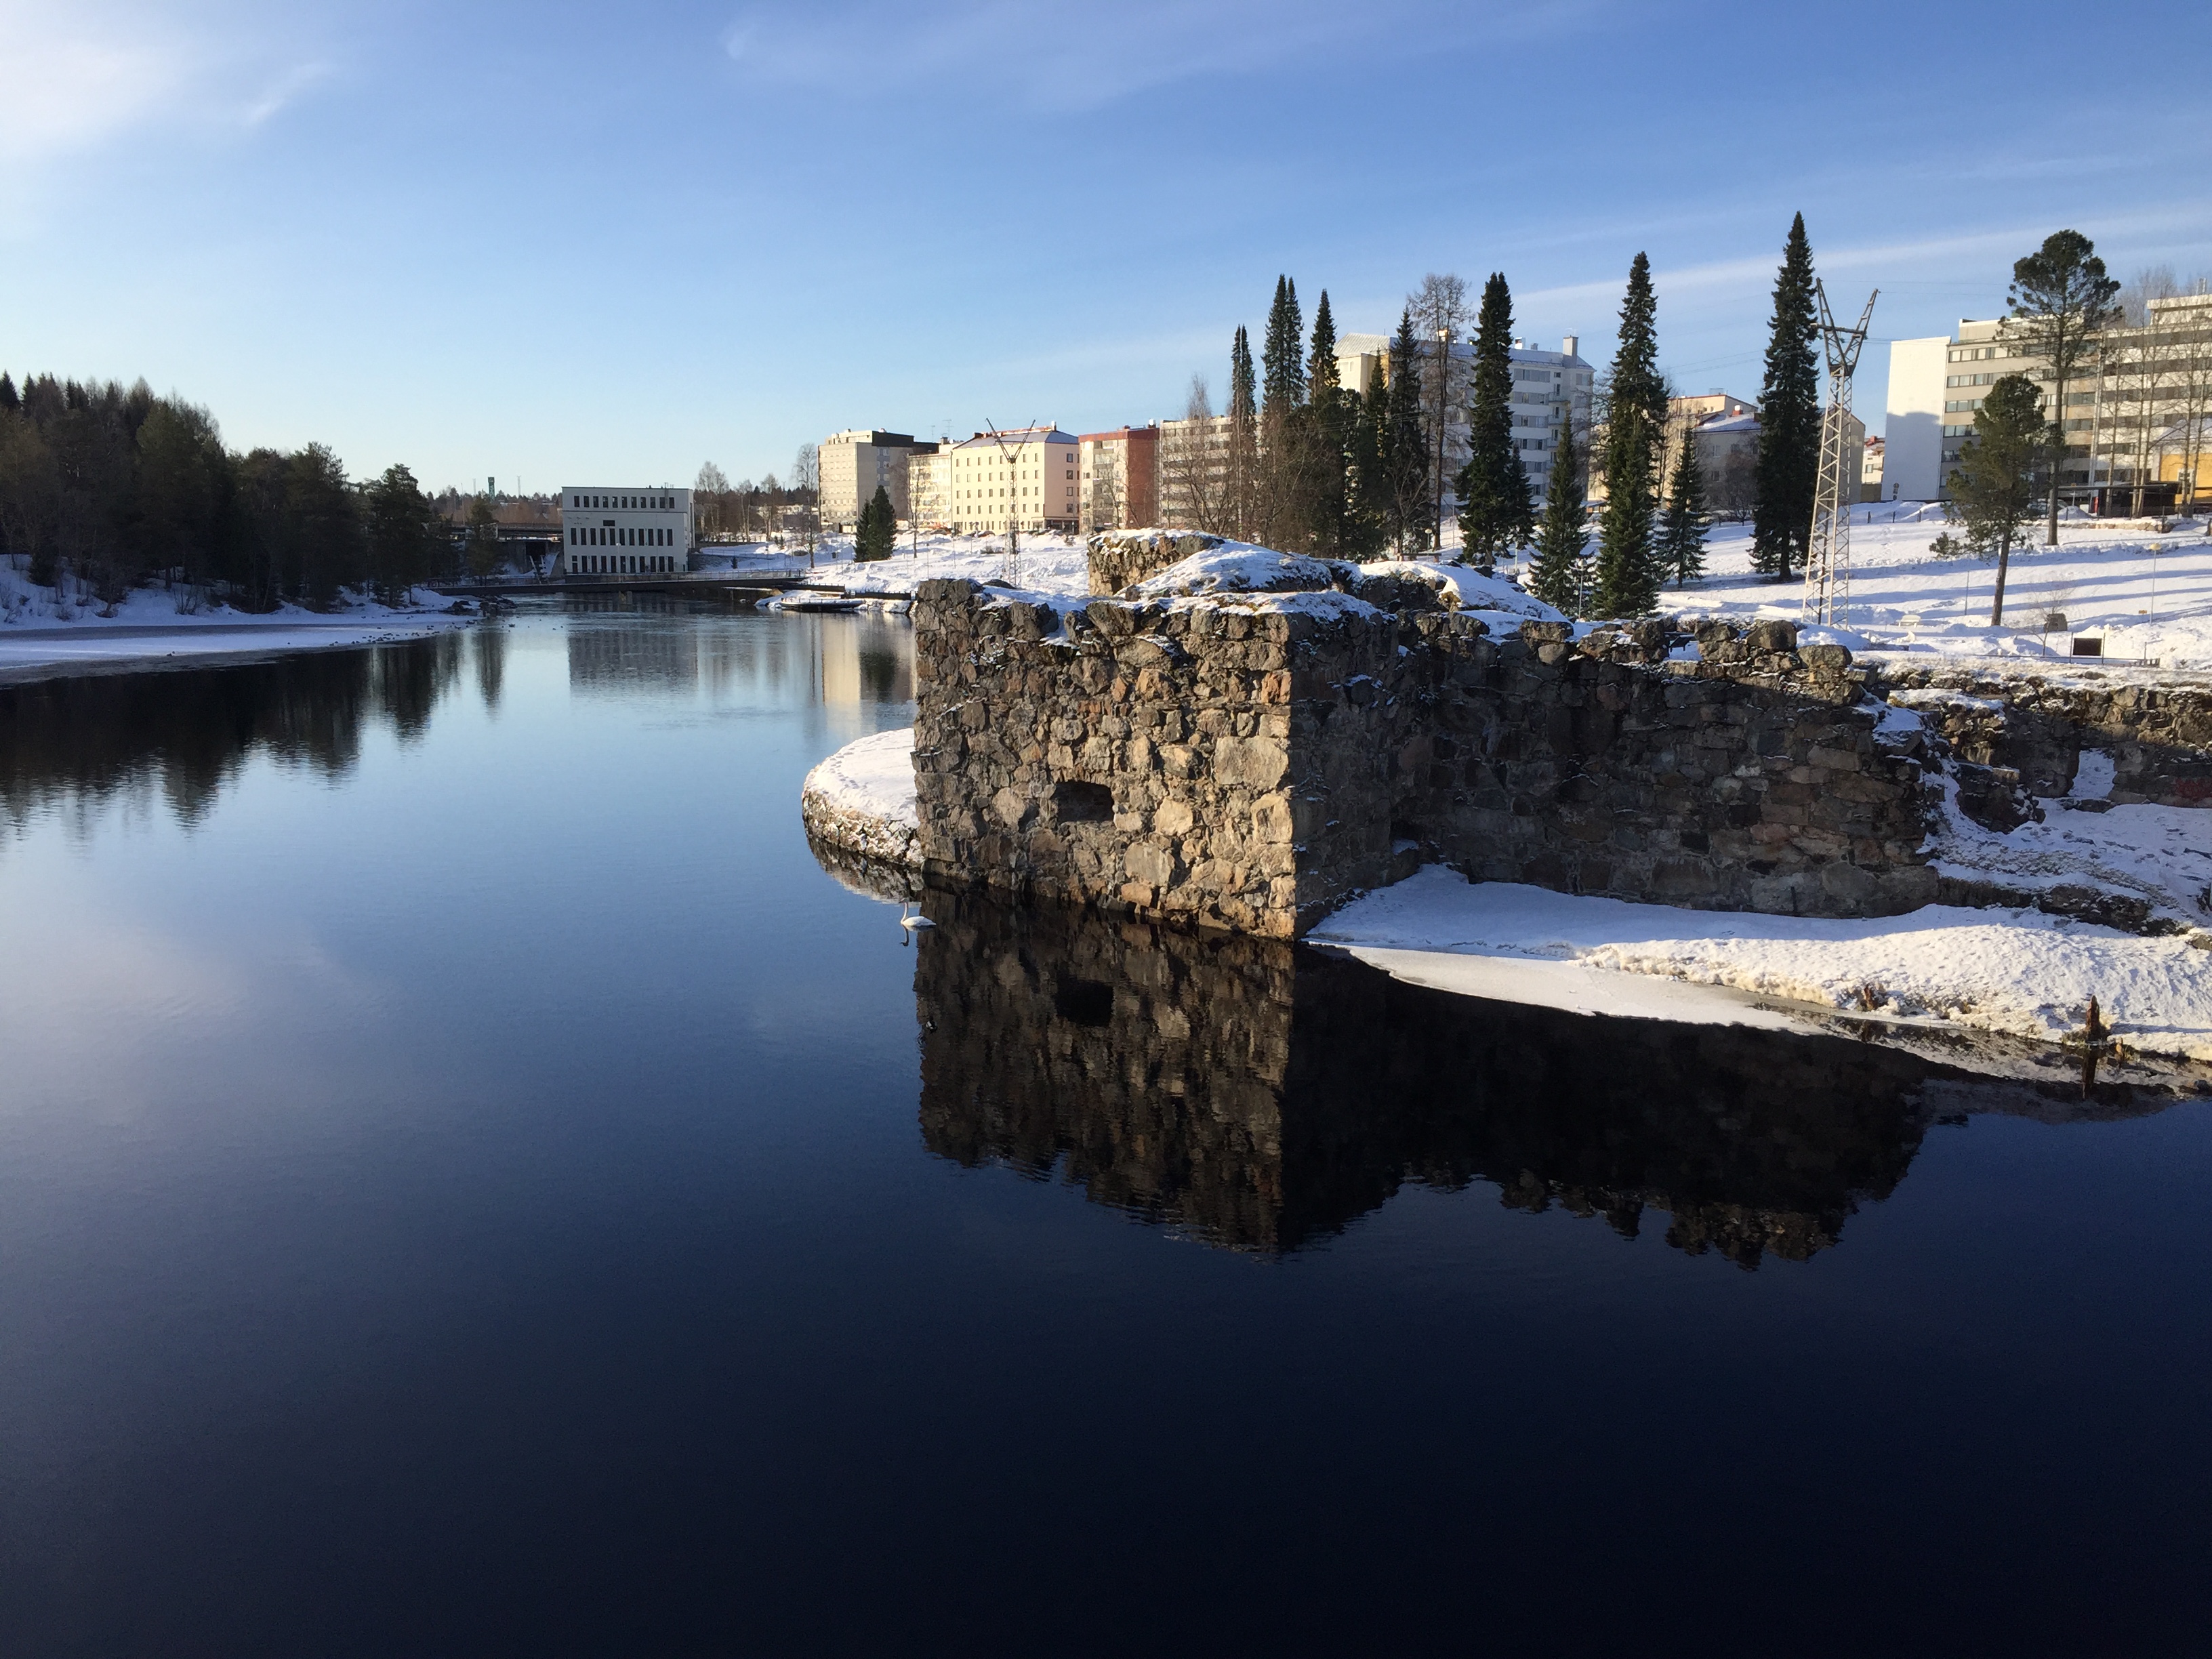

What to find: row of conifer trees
left=0, top=373, right=447, bottom=611
left=1202, top=214, right=1833, bottom=619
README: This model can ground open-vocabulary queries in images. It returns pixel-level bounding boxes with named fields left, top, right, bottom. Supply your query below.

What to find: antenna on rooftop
left=1801, top=282, right=1877, bottom=629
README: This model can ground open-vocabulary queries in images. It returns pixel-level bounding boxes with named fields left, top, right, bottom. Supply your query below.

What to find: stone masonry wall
left=912, top=577, right=1939, bottom=937
left=1086, top=530, right=1224, bottom=597
left=1866, top=661, right=2212, bottom=807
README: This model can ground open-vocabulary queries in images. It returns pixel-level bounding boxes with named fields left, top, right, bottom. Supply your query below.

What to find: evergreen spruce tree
left=1593, top=255, right=1664, bottom=616
left=1593, top=428, right=1658, bottom=615
left=0, top=373, right=16, bottom=415
left=1656, top=432, right=1709, bottom=586
left=1229, top=325, right=1258, bottom=539
left=1453, top=272, right=1533, bottom=570
left=1258, top=276, right=1305, bottom=546
left=855, top=484, right=896, bottom=561
left=1343, top=384, right=1391, bottom=560
left=1302, top=291, right=1349, bottom=556
left=1752, top=213, right=1820, bottom=581
left=1385, top=308, right=1430, bottom=553
left=1527, top=410, right=1587, bottom=615
left=1261, top=276, right=1306, bottom=413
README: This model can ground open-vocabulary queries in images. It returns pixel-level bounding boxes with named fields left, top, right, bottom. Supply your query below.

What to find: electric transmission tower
left=981, top=418, right=1041, bottom=588
left=1801, top=282, right=1877, bottom=628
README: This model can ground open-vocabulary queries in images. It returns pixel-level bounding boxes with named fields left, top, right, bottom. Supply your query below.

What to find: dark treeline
left=1178, top=273, right=1572, bottom=571
left=0, top=633, right=474, bottom=834
left=0, top=372, right=446, bottom=611
left=1191, top=218, right=1862, bottom=619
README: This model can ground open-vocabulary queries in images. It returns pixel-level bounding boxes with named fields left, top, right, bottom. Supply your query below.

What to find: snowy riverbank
left=739, top=513, right=2212, bottom=670
left=800, top=726, right=920, bottom=867
left=1311, top=867, right=2212, bottom=1063
left=800, top=723, right=2212, bottom=1065
left=0, top=565, right=471, bottom=684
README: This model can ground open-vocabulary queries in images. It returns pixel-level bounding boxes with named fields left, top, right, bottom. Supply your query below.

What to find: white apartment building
left=1336, top=332, right=1594, bottom=499
left=944, top=427, right=1081, bottom=533
left=819, top=430, right=918, bottom=527
left=560, top=486, right=695, bottom=576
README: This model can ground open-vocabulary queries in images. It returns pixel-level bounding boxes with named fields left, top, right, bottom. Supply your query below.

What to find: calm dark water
left=1, top=601, right=2207, bottom=1656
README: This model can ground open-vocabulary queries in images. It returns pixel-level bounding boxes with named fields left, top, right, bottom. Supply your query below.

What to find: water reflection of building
left=817, top=617, right=912, bottom=707
left=909, top=892, right=2167, bottom=1263
left=565, top=612, right=701, bottom=697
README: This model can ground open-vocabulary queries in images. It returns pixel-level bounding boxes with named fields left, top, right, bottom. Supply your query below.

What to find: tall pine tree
left=1261, top=276, right=1305, bottom=413
left=1258, top=276, right=1305, bottom=548
left=1753, top=213, right=1820, bottom=581
left=1345, top=381, right=1391, bottom=560
left=1229, top=325, right=1258, bottom=540
left=1656, top=432, right=1708, bottom=587
left=1301, top=291, right=1350, bottom=556
left=1453, top=272, right=1533, bottom=570
left=1528, top=409, right=1587, bottom=615
left=1385, top=308, right=1430, bottom=553
left=1593, top=254, right=1664, bottom=616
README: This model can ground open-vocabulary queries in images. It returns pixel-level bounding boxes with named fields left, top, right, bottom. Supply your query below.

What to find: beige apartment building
left=819, top=430, right=919, bottom=527
left=944, top=426, right=1081, bottom=533
left=906, top=441, right=952, bottom=527
left=1078, top=426, right=1160, bottom=530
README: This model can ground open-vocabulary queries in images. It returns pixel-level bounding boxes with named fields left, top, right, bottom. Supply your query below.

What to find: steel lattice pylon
left=1801, top=283, right=1877, bottom=628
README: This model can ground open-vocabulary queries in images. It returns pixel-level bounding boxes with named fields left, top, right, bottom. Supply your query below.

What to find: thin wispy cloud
left=0, top=1, right=330, bottom=170
left=722, top=0, right=1604, bottom=113
left=1520, top=205, right=2212, bottom=319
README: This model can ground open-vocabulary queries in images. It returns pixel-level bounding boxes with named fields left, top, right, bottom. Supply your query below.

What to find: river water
left=0, top=601, right=2206, bottom=1655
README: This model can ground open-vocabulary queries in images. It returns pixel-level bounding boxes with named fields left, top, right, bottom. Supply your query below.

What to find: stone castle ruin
left=912, top=536, right=1945, bottom=938
left=905, top=533, right=2211, bottom=942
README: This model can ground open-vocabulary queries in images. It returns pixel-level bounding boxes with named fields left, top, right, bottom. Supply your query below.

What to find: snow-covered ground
left=0, top=562, right=469, bottom=683
left=1311, top=866, right=2212, bottom=1063
left=711, top=533, right=1090, bottom=598
left=1545, top=509, right=2212, bottom=672
left=799, top=724, right=921, bottom=867
left=733, top=514, right=2212, bottom=673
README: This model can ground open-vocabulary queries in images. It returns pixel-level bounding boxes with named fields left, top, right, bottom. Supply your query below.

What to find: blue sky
left=5, top=0, right=2209, bottom=493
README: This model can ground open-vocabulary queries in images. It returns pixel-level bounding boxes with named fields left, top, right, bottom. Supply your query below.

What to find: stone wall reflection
left=915, top=890, right=1966, bottom=1265
left=0, top=636, right=467, bottom=835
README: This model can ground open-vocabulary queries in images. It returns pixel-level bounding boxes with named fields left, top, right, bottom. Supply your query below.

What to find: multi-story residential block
left=1156, top=412, right=1232, bottom=531
left=819, top=430, right=920, bottom=527
left=559, top=485, right=695, bottom=575
left=1078, top=426, right=1160, bottom=531
left=944, top=427, right=1081, bottom=534
left=906, top=441, right=953, bottom=528
left=1881, top=296, right=2212, bottom=506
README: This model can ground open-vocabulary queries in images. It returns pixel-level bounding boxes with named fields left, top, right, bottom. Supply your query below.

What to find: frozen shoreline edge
left=800, top=726, right=2212, bottom=1067
left=0, top=615, right=473, bottom=687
